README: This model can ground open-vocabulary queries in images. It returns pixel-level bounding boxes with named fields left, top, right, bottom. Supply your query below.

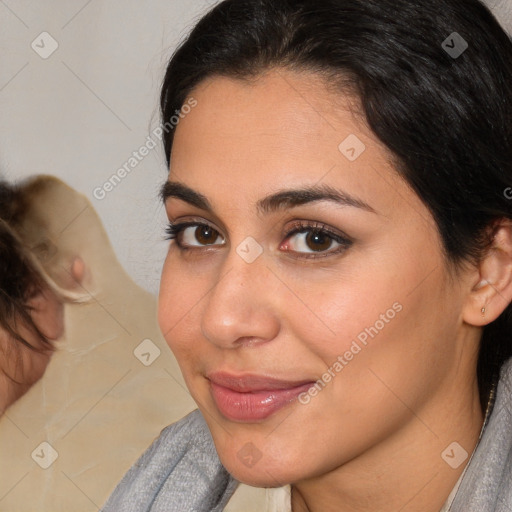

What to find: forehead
left=169, top=69, right=421, bottom=221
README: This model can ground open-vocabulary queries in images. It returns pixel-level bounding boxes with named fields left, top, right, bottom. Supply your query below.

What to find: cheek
left=158, top=255, right=209, bottom=366
left=277, top=247, right=454, bottom=427
left=298, top=263, right=455, bottom=433
left=276, top=258, right=407, bottom=368
left=287, top=234, right=445, bottom=363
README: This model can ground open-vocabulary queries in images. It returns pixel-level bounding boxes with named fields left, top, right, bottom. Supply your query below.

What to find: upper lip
left=207, top=372, right=314, bottom=392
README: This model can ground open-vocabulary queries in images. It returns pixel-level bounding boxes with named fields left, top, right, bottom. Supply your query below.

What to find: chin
left=211, top=432, right=308, bottom=488
left=222, top=454, right=296, bottom=488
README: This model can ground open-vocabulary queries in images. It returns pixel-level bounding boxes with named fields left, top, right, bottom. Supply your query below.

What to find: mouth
left=207, top=372, right=315, bottom=422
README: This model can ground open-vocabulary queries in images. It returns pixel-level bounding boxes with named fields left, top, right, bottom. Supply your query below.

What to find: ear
left=463, top=219, right=512, bottom=326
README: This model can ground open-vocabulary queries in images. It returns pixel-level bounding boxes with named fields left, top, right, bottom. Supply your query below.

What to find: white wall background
left=1, top=0, right=511, bottom=295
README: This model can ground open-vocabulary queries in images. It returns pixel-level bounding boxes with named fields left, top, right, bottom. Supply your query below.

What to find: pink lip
left=207, top=372, right=315, bottom=422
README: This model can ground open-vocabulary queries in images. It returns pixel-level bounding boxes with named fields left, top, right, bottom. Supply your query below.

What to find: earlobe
left=463, top=220, right=512, bottom=327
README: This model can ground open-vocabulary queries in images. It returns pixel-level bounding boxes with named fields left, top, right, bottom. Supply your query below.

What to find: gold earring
left=481, top=307, right=486, bottom=317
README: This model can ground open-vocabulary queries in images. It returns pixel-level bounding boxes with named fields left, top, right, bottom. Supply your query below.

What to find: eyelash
left=165, top=221, right=215, bottom=243
left=165, top=220, right=353, bottom=259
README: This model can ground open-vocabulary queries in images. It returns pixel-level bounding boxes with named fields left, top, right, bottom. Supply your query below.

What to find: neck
left=290, top=374, right=484, bottom=512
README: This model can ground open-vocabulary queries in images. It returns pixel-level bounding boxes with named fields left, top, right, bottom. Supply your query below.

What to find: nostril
left=233, top=336, right=266, bottom=348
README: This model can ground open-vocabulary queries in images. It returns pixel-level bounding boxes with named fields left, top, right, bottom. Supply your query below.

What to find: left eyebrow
left=257, top=184, right=377, bottom=215
left=161, top=181, right=376, bottom=215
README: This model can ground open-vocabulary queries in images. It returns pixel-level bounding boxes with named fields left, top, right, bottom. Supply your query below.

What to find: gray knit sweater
left=101, top=358, right=512, bottom=512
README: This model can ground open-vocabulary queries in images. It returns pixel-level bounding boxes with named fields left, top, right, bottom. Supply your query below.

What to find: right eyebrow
left=161, top=181, right=213, bottom=212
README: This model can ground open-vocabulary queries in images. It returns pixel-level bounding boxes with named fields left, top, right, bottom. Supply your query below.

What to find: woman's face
left=159, top=69, right=477, bottom=486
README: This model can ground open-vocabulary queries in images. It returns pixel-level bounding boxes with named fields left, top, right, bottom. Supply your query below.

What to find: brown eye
left=305, top=230, right=333, bottom=252
left=173, top=223, right=224, bottom=247
left=282, top=224, right=352, bottom=257
left=195, top=225, right=220, bottom=245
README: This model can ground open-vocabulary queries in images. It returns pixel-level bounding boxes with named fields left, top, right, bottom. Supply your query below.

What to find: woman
left=103, top=0, right=512, bottom=510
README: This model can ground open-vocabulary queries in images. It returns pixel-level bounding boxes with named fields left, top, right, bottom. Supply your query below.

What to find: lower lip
left=209, top=381, right=314, bottom=422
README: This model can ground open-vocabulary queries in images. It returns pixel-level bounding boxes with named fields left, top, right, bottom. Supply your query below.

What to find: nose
left=200, top=252, right=281, bottom=349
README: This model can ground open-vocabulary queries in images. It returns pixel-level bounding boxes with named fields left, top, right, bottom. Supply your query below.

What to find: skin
left=159, top=69, right=512, bottom=511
